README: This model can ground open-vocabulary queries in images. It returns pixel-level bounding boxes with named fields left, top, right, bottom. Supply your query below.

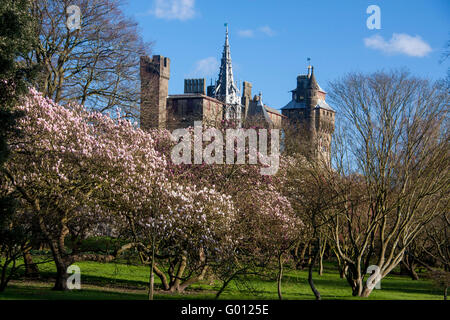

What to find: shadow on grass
left=0, top=284, right=146, bottom=300
left=36, top=271, right=149, bottom=290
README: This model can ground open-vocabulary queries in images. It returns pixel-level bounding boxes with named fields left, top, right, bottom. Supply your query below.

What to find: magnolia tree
left=2, top=89, right=164, bottom=289
left=4, top=89, right=162, bottom=289
left=151, top=125, right=302, bottom=299
left=117, top=182, right=236, bottom=297
left=233, top=185, right=301, bottom=300
left=5, top=89, right=303, bottom=295
left=4, top=89, right=239, bottom=294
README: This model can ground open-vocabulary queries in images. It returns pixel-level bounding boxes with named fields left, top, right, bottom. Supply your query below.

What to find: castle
left=140, top=25, right=335, bottom=163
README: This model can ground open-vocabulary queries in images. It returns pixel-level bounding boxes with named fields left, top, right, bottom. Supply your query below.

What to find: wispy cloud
left=259, top=26, right=276, bottom=37
left=149, top=0, right=196, bottom=21
left=364, top=33, right=432, bottom=57
left=190, top=57, right=219, bottom=77
left=237, top=29, right=255, bottom=38
left=237, top=26, right=276, bottom=38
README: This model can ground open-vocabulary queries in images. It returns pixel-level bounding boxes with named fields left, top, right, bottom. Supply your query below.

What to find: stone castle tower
left=140, top=55, right=170, bottom=130
left=281, top=66, right=335, bottom=164
left=138, top=26, right=334, bottom=163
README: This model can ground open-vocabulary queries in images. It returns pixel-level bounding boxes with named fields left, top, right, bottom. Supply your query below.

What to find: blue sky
left=123, top=0, right=449, bottom=110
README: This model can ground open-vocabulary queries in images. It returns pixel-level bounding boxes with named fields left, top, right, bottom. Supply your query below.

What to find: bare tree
left=423, top=212, right=450, bottom=271
left=429, top=269, right=450, bottom=300
left=326, top=70, right=449, bottom=297
left=280, top=154, right=337, bottom=300
left=27, top=0, right=150, bottom=120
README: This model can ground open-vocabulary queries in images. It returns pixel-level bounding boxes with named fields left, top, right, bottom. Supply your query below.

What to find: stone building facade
left=139, top=25, right=335, bottom=162
left=166, top=94, right=224, bottom=130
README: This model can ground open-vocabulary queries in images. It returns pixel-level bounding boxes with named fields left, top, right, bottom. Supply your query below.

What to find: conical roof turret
left=308, top=66, right=319, bottom=90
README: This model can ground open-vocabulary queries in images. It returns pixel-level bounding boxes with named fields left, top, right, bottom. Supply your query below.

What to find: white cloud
left=259, top=26, right=275, bottom=37
left=150, top=0, right=196, bottom=21
left=364, top=33, right=432, bottom=57
left=237, top=29, right=255, bottom=38
left=191, top=57, right=219, bottom=77
left=237, top=26, right=276, bottom=38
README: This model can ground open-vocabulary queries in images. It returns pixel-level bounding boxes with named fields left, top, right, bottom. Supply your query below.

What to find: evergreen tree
left=0, top=0, right=38, bottom=291
left=0, top=0, right=37, bottom=166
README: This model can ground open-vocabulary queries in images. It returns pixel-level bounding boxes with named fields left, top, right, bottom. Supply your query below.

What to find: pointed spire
left=308, top=66, right=319, bottom=90
left=221, top=23, right=230, bottom=63
left=307, top=57, right=312, bottom=77
left=225, top=23, right=229, bottom=46
left=255, top=91, right=273, bottom=126
left=213, top=23, right=241, bottom=118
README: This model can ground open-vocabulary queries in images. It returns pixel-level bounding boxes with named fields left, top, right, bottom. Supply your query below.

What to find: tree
left=27, top=0, right=150, bottom=119
left=326, top=70, right=449, bottom=297
left=116, top=180, right=236, bottom=297
left=429, top=270, right=450, bottom=300
left=280, top=154, right=337, bottom=300
left=422, top=212, right=450, bottom=272
left=4, top=88, right=166, bottom=290
left=0, top=0, right=37, bottom=188
left=146, top=124, right=302, bottom=299
left=0, top=0, right=39, bottom=291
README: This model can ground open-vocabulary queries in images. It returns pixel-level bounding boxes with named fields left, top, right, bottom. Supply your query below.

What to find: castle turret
left=306, top=67, right=319, bottom=134
left=140, top=55, right=170, bottom=130
left=281, top=65, right=335, bottom=164
left=241, top=81, right=252, bottom=119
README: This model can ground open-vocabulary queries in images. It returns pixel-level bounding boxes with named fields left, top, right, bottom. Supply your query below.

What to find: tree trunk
left=154, top=264, right=170, bottom=290
left=334, top=250, right=347, bottom=278
left=360, top=285, right=374, bottom=297
left=359, top=268, right=382, bottom=297
left=308, top=242, right=321, bottom=300
left=170, top=255, right=187, bottom=293
left=339, top=264, right=348, bottom=279
left=401, top=261, right=419, bottom=280
left=49, top=239, right=70, bottom=291
left=53, top=260, right=69, bottom=291
left=318, top=240, right=326, bottom=276
left=149, top=266, right=154, bottom=300
left=306, top=242, right=313, bottom=266
left=23, top=250, right=40, bottom=278
left=0, top=259, right=10, bottom=292
left=409, top=264, right=419, bottom=280
left=444, top=286, right=448, bottom=301
left=37, top=214, right=71, bottom=291
left=300, top=242, right=308, bottom=267
left=148, top=237, right=155, bottom=300
left=351, top=279, right=363, bottom=296
left=346, top=265, right=363, bottom=296
left=296, top=241, right=309, bottom=270
left=178, top=265, right=208, bottom=292
left=277, top=253, right=283, bottom=300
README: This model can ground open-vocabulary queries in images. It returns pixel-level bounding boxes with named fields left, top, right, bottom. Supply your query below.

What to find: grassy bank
left=0, top=260, right=443, bottom=300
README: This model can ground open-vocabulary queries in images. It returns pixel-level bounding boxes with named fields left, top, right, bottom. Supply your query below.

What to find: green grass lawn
left=0, top=259, right=444, bottom=300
